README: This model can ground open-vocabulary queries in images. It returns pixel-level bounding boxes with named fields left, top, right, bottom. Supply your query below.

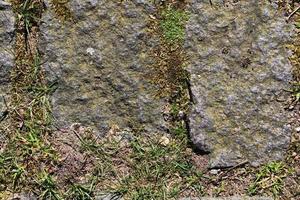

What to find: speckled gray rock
left=40, top=0, right=166, bottom=134
left=185, top=0, right=293, bottom=168
left=0, top=1, right=14, bottom=118
left=7, top=193, right=37, bottom=200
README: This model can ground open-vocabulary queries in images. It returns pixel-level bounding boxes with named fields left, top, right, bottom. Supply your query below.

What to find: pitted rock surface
left=0, top=1, right=14, bottom=117
left=40, top=0, right=166, bottom=134
left=185, top=0, right=293, bottom=168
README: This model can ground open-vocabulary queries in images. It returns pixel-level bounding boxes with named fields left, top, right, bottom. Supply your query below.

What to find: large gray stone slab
left=40, top=0, right=166, bottom=134
left=185, top=0, right=293, bottom=168
left=0, top=1, right=14, bottom=118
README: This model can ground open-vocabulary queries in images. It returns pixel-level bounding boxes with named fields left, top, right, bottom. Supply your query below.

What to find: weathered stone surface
left=7, top=193, right=37, bottom=200
left=40, top=0, right=166, bottom=134
left=185, top=0, right=293, bottom=168
left=0, top=1, right=14, bottom=117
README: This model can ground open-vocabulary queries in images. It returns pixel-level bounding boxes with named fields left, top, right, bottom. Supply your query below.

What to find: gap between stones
left=149, top=0, right=195, bottom=147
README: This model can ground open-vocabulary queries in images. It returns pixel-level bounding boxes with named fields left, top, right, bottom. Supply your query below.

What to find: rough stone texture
left=185, top=0, right=293, bottom=168
left=0, top=1, right=14, bottom=118
left=7, top=193, right=37, bottom=200
left=40, top=0, right=166, bottom=134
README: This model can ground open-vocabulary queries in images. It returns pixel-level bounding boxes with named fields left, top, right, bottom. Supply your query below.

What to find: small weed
left=248, top=161, right=288, bottom=197
left=12, top=0, right=44, bottom=36
left=289, top=81, right=300, bottom=101
left=285, top=81, right=300, bottom=108
left=67, top=183, right=94, bottom=200
left=214, top=181, right=225, bottom=196
left=295, top=21, right=300, bottom=29
left=37, top=172, right=62, bottom=200
left=171, top=122, right=188, bottom=141
left=11, top=162, right=25, bottom=190
left=170, top=103, right=180, bottom=116
left=160, top=8, right=189, bottom=43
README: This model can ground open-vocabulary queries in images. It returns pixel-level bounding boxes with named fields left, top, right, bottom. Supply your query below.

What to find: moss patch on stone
left=160, top=8, right=189, bottom=43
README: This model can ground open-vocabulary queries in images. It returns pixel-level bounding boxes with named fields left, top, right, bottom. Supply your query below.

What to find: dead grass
left=49, top=0, right=72, bottom=21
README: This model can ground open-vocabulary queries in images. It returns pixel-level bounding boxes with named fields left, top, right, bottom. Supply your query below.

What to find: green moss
left=160, top=8, right=189, bottom=43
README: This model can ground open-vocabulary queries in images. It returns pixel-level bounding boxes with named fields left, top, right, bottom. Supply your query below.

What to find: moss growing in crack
left=50, top=0, right=73, bottom=21
left=160, top=8, right=189, bottom=44
left=37, top=171, right=62, bottom=200
left=11, top=0, right=44, bottom=37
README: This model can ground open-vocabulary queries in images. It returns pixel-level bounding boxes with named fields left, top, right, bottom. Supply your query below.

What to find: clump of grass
left=289, top=81, right=300, bottom=102
left=248, top=161, right=290, bottom=198
left=37, top=171, right=62, bottom=200
left=80, top=131, right=203, bottom=199
left=67, top=183, right=94, bottom=200
left=12, top=0, right=44, bottom=40
left=160, top=8, right=189, bottom=43
left=119, top=136, right=203, bottom=199
left=0, top=0, right=60, bottom=196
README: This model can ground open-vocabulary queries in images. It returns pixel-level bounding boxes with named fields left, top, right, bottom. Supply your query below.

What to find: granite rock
left=40, top=0, right=166, bottom=135
left=0, top=0, right=14, bottom=118
left=185, top=0, right=293, bottom=168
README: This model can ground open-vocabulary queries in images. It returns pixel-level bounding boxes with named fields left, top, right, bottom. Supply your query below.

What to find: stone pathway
left=39, top=0, right=295, bottom=169
left=0, top=0, right=298, bottom=199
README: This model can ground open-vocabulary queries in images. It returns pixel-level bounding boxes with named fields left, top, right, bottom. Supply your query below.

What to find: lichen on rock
left=40, top=0, right=167, bottom=135
left=185, top=0, right=294, bottom=168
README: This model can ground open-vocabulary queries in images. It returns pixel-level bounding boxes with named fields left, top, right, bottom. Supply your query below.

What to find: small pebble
left=159, top=136, right=170, bottom=146
left=292, top=152, right=297, bottom=157
left=178, top=111, right=185, bottom=119
left=210, top=169, right=220, bottom=175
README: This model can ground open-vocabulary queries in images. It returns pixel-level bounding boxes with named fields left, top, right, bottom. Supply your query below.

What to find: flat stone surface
left=185, top=0, right=293, bottom=168
left=0, top=1, right=14, bottom=116
left=40, top=0, right=166, bottom=134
